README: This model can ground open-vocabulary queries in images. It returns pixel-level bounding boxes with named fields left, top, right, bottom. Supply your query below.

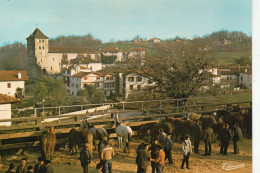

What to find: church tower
left=26, top=28, right=49, bottom=73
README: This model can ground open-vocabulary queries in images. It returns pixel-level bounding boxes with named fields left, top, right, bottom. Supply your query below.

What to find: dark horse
left=68, top=125, right=93, bottom=156
left=41, top=126, right=56, bottom=160
left=81, top=119, right=108, bottom=150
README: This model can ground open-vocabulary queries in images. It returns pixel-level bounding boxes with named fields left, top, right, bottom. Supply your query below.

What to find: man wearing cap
left=80, top=143, right=91, bottom=173
left=16, top=158, right=27, bottom=173
left=98, top=137, right=107, bottom=162
left=34, top=157, right=45, bottom=173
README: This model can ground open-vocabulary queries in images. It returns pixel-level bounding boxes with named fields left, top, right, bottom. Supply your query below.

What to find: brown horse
left=41, top=126, right=56, bottom=160
left=68, top=128, right=93, bottom=157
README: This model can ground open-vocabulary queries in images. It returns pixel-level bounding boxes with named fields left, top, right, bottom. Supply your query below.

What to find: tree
left=141, top=41, right=213, bottom=100
left=15, top=87, right=24, bottom=99
left=234, top=56, right=252, bottom=66
left=33, top=76, right=71, bottom=106
left=77, top=85, right=105, bottom=104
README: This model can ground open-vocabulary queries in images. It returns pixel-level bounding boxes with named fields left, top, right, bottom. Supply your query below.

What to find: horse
left=81, top=120, right=108, bottom=150
left=114, top=114, right=132, bottom=152
left=41, top=126, right=56, bottom=160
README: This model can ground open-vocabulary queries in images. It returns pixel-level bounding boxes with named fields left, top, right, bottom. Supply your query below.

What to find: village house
left=68, top=71, right=116, bottom=96
left=239, top=67, right=252, bottom=89
left=27, top=28, right=101, bottom=74
left=0, top=93, right=20, bottom=126
left=147, top=38, right=161, bottom=43
left=100, top=47, right=124, bottom=62
left=124, top=71, right=155, bottom=98
left=0, top=71, right=28, bottom=97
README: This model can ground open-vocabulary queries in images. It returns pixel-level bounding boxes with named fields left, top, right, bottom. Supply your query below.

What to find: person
left=44, top=160, right=54, bottom=173
left=5, top=163, right=16, bottom=173
left=158, top=129, right=166, bottom=147
left=151, top=144, right=165, bottom=173
left=25, top=166, right=33, bottom=173
left=34, top=157, right=45, bottom=173
left=16, top=158, right=27, bottom=173
left=164, top=133, right=173, bottom=164
left=136, top=143, right=151, bottom=173
left=98, top=137, right=107, bottom=162
left=203, top=126, right=213, bottom=156
left=149, top=140, right=159, bottom=173
left=232, top=123, right=242, bottom=154
left=89, top=163, right=103, bottom=173
left=80, top=143, right=91, bottom=173
left=101, top=140, right=115, bottom=173
left=181, top=135, right=192, bottom=169
left=220, top=124, right=231, bottom=155
left=193, top=121, right=201, bottom=154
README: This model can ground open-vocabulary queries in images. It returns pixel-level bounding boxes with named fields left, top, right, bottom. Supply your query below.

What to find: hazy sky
left=0, top=0, right=252, bottom=46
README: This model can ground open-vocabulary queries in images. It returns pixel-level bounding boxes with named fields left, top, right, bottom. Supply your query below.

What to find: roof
left=0, top=94, right=20, bottom=104
left=0, top=71, right=28, bottom=81
left=49, top=47, right=99, bottom=54
left=129, top=48, right=146, bottom=51
left=217, top=66, right=252, bottom=75
left=97, top=66, right=130, bottom=74
left=72, top=72, right=105, bottom=78
left=70, top=57, right=99, bottom=64
left=26, top=28, right=48, bottom=39
left=100, top=47, right=121, bottom=52
left=148, top=38, right=161, bottom=41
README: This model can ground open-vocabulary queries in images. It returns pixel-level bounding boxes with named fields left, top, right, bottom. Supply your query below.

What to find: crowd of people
left=5, top=122, right=243, bottom=173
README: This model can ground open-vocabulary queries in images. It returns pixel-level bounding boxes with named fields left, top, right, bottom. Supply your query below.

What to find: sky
left=0, top=0, right=252, bottom=46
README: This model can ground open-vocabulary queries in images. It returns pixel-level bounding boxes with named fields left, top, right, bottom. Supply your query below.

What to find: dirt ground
left=0, top=138, right=252, bottom=173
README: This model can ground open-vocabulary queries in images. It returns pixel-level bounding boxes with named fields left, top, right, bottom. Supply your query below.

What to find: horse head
left=80, top=119, right=89, bottom=130
left=113, top=114, right=121, bottom=127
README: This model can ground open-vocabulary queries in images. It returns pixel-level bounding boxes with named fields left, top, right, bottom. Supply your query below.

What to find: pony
left=81, top=120, right=108, bottom=150
left=41, top=126, right=56, bottom=160
left=114, top=114, right=132, bottom=152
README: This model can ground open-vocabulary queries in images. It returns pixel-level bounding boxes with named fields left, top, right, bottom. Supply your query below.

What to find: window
left=7, top=83, right=11, bottom=88
left=110, top=76, right=114, bottom=80
left=53, top=58, right=54, bottom=61
left=128, top=77, right=134, bottom=81
left=136, top=77, right=142, bottom=82
left=230, top=77, right=232, bottom=80
left=106, top=77, right=110, bottom=80
left=241, top=76, right=243, bottom=82
left=137, top=85, right=141, bottom=90
left=130, top=85, right=134, bottom=90
left=148, top=79, right=153, bottom=84
left=39, top=40, right=41, bottom=43
left=111, top=83, right=115, bottom=87
left=39, top=46, right=41, bottom=49
left=43, top=46, right=45, bottom=49
left=42, top=40, right=44, bottom=43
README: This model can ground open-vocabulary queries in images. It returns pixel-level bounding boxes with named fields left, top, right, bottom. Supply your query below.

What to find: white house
left=125, top=72, right=155, bottom=98
left=239, top=68, right=252, bottom=89
left=128, top=48, right=146, bottom=58
left=100, top=47, right=124, bottom=62
left=147, top=38, right=161, bottom=43
left=0, top=93, right=20, bottom=126
left=68, top=71, right=116, bottom=96
left=0, top=71, right=28, bottom=97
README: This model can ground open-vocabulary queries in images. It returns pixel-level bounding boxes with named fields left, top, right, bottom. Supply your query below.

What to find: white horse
left=114, top=114, right=132, bottom=152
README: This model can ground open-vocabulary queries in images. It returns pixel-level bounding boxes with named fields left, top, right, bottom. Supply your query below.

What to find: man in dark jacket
left=149, top=140, right=159, bottom=173
left=80, top=143, right=91, bottom=173
left=164, top=134, right=173, bottom=164
left=34, top=157, right=45, bottom=173
left=193, top=121, right=201, bottom=154
left=16, top=158, right=27, bottom=173
left=220, top=124, right=231, bottom=155
left=136, top=144, right=151, bottom=173
left=232, top=123, right=242, bottom=154
left=44, top=160, right=54, bottom=173
left=5, top=163, right=16, bottom=173
left=203, top=126, right=213, bottom=156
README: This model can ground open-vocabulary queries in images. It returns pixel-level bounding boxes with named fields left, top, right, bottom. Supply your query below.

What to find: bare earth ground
left=0, top=138, right=252, bottom=173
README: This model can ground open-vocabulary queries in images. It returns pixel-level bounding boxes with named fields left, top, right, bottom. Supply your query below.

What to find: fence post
left=58, top=107, right=61, bottom=115
left=81, top=105, right=83, bottom=110
left=141, top=101, right=144, bottom=110
left=159, top=101, right=162, bottom=114
left=123, top=103, right=125, bottom=111
left=34, top=108, right=37, bottom=117
left=103, top=104, right=105, bottom=112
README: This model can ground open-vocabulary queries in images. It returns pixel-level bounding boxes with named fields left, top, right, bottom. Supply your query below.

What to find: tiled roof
left=129, top=48, right=146, bottom=51
left=80, top=66, right=89, bottom=70
left=100, top=47, right=121, bottom=52
left=72, top=72, right=105, bottom=78
left=26, top=28, right=48, bottom=39
left=49, top=47, right=99, bottom=54
left=217, top=66, right=252, bottom=75
left=0, top=71, right=28, bottom=81
left=0, top=94, right=20, bottom=104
